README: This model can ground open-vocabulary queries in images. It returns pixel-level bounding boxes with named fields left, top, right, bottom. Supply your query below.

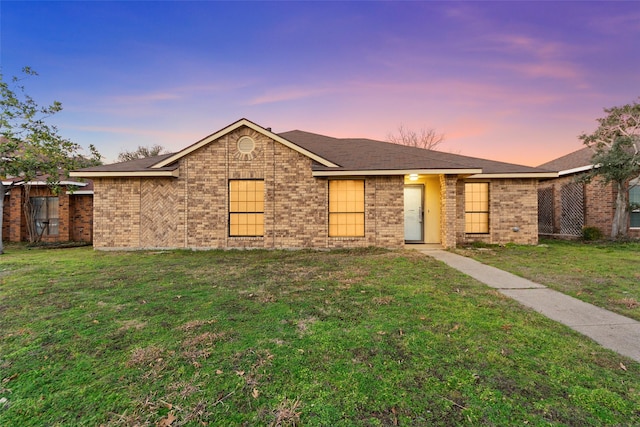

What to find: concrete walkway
left=422, top=249, right=640, bottom=363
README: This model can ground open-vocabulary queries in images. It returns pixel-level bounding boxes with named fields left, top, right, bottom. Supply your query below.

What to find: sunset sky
left=2, top=1, right=639, bottom=166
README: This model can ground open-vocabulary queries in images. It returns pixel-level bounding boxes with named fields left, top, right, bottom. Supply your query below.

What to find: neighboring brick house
left=537, top=147, right=640, bottom=239
left=2, top=177, right=94, bottom=243
left=71, top=118, right=555, bottom=250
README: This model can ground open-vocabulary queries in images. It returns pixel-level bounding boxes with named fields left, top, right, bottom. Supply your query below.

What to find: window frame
left=228, top=179, right=265, bottom=237
left=328, top=179, right=365, bottom=237
left=30, top=196, right=60, bottom=236
left=630, top=178, right=640, bottom=229
left=464, top=182, right=490, bottom=234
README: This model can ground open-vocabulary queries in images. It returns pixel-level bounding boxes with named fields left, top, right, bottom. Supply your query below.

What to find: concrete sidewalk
left=422, top=249, right=640, bottom=363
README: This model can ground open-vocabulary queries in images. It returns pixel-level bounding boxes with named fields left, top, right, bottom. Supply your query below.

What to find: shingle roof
left=537, top=147, right=594, bottom=173
left=1, top=174, right=93, bottom=191
left=76, top=153, right=178, bottom=173
left=72, top=122, right=555, bottom=177
left=280, top=130, right=553, bottom=175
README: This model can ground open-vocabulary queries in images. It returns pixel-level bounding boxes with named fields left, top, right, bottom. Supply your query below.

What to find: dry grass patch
left=126, top=346, right=165, bottom=368
left=116, top=319, right=147, bottom=332
left=270, top=398, right=302, bottom=427
left=181, top=331, right=226, bottom=348
left=612, top=297, right=639, bottom=309
left=176, top=319, right=218, bottom=332
left=296, top=316, right=317, bottom=334
left=166, top=380, right=201, bottom=400
left=372, top=295, right=394, bottom=305
left=181, top=331, right=227, bottom=365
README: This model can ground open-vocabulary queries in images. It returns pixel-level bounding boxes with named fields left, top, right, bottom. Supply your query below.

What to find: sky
left=1, top=1, right=639, bottom=166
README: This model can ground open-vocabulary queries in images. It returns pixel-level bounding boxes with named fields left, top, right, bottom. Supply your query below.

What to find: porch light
left=409, top=174, right=419, bottom=181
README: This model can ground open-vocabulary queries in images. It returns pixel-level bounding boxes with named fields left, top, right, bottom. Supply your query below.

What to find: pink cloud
left=590, top=11, right=640, bottom=34
left=493, top=60, right=581, bottom=81
left=247, top=86, right=335, bottom=105
left=107, top=92, right=181, bottom=104
left=67, top=124, right=197, bottom=139
left=488, top=34, right=565, bottom=58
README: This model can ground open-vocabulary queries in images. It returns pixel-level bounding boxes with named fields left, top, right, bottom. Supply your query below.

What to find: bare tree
left=118, top=144, right=168, bottom=162
left=387, top=124, right=445, bottom=150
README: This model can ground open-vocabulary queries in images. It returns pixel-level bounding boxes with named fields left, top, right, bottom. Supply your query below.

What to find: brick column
left=440, top=175, right=458, bottom=248
left=8, top=187, right=23, bottom=242
left=57, top=192, right=71, bottom=241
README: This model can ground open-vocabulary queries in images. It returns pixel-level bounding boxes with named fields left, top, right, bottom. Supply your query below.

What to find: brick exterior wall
left=7, top=186, right=23, bottom=242
left=458, top=178, right=539, bottom=246
left=2, top=195, right=9, bottom=241
left=1, top=185, right=92, bottom=243
left=584, top=176, right=617, bottom=235
left=92, top=127, right=405, bottom=250
left=93, top=179, right=141, bottom=248
left=70, top=194, right=93, bottom=242
left=538, top=174, right=640, bottom=239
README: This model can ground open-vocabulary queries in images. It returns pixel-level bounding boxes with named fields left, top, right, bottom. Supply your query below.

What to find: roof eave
left=312, top=168, right=482, bottom=177
left=70, top=170, right=179, bottom=178
left=27, top=180, right=88, bottom=187
left=2, top=179, right=87, bottom=187
left=558, top=165, right=595, bottom=176
left=66, top=190, right=94, bottom=195
left=467, top=172, right=559, bottom=179
left=152, top=118, right=339, bottom=169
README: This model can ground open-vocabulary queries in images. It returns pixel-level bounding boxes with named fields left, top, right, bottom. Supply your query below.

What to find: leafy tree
left=387, top=124, right=445, bottom=150
left=0, top=67, right=101, bottom=252
left=580, top=99, right=640, bottom=239
left=118, top=144, right=168, bottom=162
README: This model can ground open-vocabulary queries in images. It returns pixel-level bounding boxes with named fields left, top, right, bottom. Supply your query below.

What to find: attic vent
left=237, top=136, right=256, bottom=154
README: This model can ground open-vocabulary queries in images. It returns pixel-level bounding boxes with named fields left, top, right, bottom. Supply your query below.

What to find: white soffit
left=558, top=165, right=595, bottom=176
left=313, top=168, right=482, bottom=177
left=468, top=172, right=559, bottom=179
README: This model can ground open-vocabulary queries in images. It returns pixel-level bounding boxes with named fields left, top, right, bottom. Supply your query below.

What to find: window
left=329, top=180, right=365, bottom=237
left=630, top=179, right=640, bottom=228
left=31, top=197, right=59, bottom=236
left=465, top=182, right=489, bottom=233
left=229, top=180, right=264, bottom=236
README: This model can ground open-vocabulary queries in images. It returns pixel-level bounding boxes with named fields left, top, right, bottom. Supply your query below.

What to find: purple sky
left=2, top=1, right=639, bottom=166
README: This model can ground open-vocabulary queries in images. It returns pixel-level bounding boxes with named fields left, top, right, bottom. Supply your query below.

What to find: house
left=2, top=177, right=94, bottom=243
left=537, top=147, right=640, bottom=238
left=70, top=118, right=556, bottom=250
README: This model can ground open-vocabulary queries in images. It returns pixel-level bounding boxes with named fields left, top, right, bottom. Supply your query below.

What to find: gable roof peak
left=151, top=118, right=338, bottom=169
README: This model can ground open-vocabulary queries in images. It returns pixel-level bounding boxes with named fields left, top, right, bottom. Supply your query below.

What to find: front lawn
left=455, top=239, right=640, bottom=321
left=1, top=245, right=639, bottom=426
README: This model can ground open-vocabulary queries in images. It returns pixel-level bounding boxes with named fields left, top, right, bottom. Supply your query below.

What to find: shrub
left=582, top=226, right=604, bottom=241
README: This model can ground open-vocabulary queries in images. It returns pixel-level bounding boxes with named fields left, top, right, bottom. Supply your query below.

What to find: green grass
left=1, top=244, right=639, bottom=426
left=455, top=239, right=640, bottom=321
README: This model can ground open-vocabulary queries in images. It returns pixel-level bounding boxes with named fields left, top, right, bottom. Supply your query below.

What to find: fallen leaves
left=2, top=373, right=18, bottom=383
left=157, top=411, right=175, bottom=427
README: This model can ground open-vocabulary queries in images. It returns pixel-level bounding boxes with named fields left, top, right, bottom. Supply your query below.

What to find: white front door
left=404, top=185, right=424, bottom=242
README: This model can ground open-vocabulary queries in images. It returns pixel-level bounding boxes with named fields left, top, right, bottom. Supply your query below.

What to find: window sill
left=229, top=236, right=263, bottom=240
left=329, top=236, right=366, bottom=240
